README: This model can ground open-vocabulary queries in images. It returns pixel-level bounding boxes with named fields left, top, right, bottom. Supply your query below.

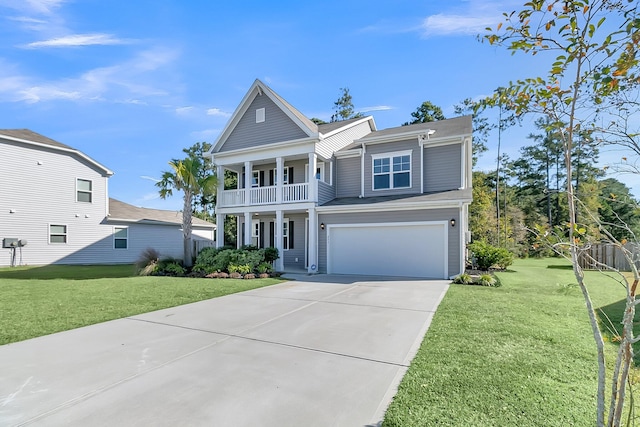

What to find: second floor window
left=77, top=178, right=92, bottom=202
left=373, top=152, right=411, bottom=190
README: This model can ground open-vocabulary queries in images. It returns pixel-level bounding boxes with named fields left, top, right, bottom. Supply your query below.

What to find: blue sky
left=1, top=0, right=637, bottom=210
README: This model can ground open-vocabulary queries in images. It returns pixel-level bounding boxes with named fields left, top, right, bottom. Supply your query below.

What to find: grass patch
left=0, top=264, right=282, bottom=345
left=383, top=257, right=637, bottom=426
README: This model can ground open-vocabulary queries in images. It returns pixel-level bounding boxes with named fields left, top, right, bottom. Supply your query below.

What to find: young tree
left=484, top=1, right=640, bottom=424
left=157, top=157, right=217, bottom=267
left=402, top=101, right=445, bottom=126
left=330, top=87, right=363, bottom=122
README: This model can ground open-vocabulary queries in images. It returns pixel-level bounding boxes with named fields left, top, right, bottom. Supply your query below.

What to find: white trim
left=326, top=221, right=448, bottom=278
left=113, top=226, right=128, bottom=250
left=0, top=134, right=114, bottom=175
left=216, top=201, right=317, bottom=215
left=360, top=144, right=365, bottom=197
left=273, top=166, right=290, bottom=185
left=371, top=150, right=412, bottom=191
left=211, top=138, right=316, bottom=166
left=319, top=116, right=376, bottom=139
left=304, top=217, right=309, bottom=268
left=48, top=223, right=68, bottom=244
left=316, top=199, right=471, bottom=214
left=418, top=135, right=470, bottom=149
left=283, top=217, right=290, bottom=250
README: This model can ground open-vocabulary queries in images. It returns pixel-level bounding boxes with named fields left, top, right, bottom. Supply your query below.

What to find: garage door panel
left=327, top=223, right=446, bottom=278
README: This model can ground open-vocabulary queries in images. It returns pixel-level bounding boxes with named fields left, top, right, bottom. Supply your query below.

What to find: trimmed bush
left=469, top=241, right=514, bottom=270
left=193, top=247, right=279, bottom=274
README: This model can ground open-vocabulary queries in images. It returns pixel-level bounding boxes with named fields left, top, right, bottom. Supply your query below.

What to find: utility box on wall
left=2, top=238, right=18, bottom=248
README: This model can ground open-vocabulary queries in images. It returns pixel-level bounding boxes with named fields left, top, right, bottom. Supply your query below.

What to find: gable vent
left=256, top=108, right=265, bottom=123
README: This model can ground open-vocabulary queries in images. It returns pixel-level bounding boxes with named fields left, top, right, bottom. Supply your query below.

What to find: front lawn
left=0, top=264, right=282, bottom=345
left=383, top=257, right=638, bottom=426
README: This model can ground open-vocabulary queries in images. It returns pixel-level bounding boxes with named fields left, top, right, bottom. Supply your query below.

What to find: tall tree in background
left=182, top=142, right=215, bottom=220
left=484, top=1, right=640, bottom=424
left=402, top=101, right=445, bottom=125
left=454, top=98, right=491, bottom=166
left=157, top=157, right=217, bottom=267
left=331, top=87, right=363, bottom=122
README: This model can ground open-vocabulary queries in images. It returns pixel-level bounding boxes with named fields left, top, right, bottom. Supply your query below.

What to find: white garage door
left=327, top=222, right=447, bottom=278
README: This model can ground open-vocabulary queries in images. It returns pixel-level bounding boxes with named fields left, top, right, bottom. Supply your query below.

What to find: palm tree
left=157, top=157, right=217, bottom=267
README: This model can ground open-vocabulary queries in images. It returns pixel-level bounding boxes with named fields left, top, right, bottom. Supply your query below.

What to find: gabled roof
left=0, top=129, right=114, bottom=176
left=358, top=115, right=472, bottom=143
left=317, top=117, right=367, bottom=135
left=208, top=79, right=319, bottom=155
left=108, top=198, right=215, bottom=228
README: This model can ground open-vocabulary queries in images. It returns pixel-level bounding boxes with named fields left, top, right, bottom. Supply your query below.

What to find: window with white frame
left=283, top=218, right=289, bottom=250
left=77, top=178, right=92, bottom=202
left=273, top=167, right=289, bottom=185
left=372, top=151, right=411, bottom=190
left=252, top=171, right=260, bottom=187
left=114, top=227, right=128, bottom=249
left=49, top=224, right=68, bottom=244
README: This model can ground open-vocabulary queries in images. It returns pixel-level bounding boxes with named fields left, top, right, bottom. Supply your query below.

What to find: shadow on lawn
left=597, top=298, right=640, bottom=364
left=0, top=264, right=137, bottom=280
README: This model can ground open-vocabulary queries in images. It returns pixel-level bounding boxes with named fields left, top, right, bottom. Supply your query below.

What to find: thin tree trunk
left=183, top=190, right=193, bottom=267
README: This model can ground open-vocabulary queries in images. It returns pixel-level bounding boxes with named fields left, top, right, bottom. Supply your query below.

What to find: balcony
left=220, top=183, right=310, bottom=207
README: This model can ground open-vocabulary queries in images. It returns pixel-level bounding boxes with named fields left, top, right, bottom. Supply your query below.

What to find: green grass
left=383, top=257, right=637, bottom=427
left=0, top=264, right=282, bottom=345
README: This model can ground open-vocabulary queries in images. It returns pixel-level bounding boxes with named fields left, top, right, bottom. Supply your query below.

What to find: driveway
left=0, top=275, right=449, bottom=427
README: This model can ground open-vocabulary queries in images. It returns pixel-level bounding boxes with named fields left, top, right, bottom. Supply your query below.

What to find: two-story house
left=207, top=80, right=472, bottom=279
left=0, top=130, right=215, bottom=267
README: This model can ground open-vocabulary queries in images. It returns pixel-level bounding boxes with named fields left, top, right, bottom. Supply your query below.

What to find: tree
left=181, top=142, right=215, bottom=220
left=598, top=178, right=640, bottom=241
left=402, top=101, right=445, bottom=126
left=157, top=157, right=217, bottom=267
left=330, top=87, right=363, bottom=122
left=484, top=1, right=640, bottom=424
left=454, top=98, right=491, bottom=166
left=310, top=117, right=327, bottom=125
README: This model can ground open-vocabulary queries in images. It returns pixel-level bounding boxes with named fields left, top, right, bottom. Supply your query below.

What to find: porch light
left=320, top=222, right=325, bottom=230
left=450, top=218, right=456, bottom=227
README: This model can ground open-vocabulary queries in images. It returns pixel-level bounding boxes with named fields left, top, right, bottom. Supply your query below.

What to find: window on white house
left=114, top=227, right=128, bottom=249
left=283, top=219, right=289, bottom=250
left=252, top=171, right=260, bottom=187
left=373, top=152, right=411, bottom=190
left=50, top=224, right=67, bottom=244
left=77, top=178, right=92, bottom=202
left=273, top=167, right=289, bottom=185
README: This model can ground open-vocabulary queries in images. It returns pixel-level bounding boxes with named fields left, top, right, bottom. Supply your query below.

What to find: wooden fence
left=577, top=242, right=640, bottom=272
left=194, top=239, right=216, bottom=256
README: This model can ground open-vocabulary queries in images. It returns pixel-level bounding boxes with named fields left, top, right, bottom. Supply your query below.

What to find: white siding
left=316, top=120, right=372, bottom=159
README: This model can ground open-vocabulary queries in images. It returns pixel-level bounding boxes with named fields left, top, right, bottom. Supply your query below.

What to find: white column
left=275, top=210, right=284, bottom=272
left=276, top=156, right=283, bottom=204
left=244, top=212, right=252, bottom=247
left=307, top=208, right=317, bottom=274
left=216, top=164, right=224, bottom=204
left=216, top=213, right=225, bottom=248
left=236, top=215, right=242, bottom=249
left=308, top=152, right=317, bottom=202
left=244, top=161, right=252, bottom=206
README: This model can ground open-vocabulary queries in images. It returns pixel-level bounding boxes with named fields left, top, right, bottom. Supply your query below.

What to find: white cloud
left=359, top=105, right=393, bottom=113
left=140, top=176, right=160, bottom=183
left=136, top=192, right=161, bottom=203
left=175, top=106, right=194, bottom=115
left=24, top=33, right=131, bottom=48
left=422, top=13, right=499, bottom=36
left=1, top=0, right=66, bottom=15
left=206, top=108, right=231, bottom=117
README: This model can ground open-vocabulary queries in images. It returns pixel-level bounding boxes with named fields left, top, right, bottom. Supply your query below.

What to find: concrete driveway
left=0, top=275, right=449, bottom=427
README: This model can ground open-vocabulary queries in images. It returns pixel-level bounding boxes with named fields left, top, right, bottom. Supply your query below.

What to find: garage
left=326, top=222, right=447, bottom=278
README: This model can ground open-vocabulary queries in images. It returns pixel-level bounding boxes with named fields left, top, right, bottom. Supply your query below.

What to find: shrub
left=453, top=273, right=473, bottom=285
left=257, top=262, right=273, bottom=274
left=136, top=247, right=160, bottom=275
left=162, top=262, right=186, bottom=277
left=478, top=273, right=498, bottom=287
left=469, top=241, right=514, bottom=270
left=263, top=247, right=279, bottom=263
left=193, top=247, right=221, bottom=273
left=228, top=264, right=239, bottom=274
left=237, top=264, right=252, bottom=275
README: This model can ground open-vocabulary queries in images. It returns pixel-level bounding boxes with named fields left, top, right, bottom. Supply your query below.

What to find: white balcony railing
left=249, top=186, right=277, bottom=205
left=219, top=183, right=310, bottom=208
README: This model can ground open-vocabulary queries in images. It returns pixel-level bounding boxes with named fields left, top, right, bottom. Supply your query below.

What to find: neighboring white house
left=206, top=79, right=473, bottom=279
left=0, top=129, right=215, bottom=267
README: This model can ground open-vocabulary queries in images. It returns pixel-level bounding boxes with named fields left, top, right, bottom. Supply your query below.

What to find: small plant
left=257, top=262, right=273, bottom=274
left=469, top=241, right=514, bottom=270
left=478, top=273, right=497, bottom=287
left=263, top=247, right=279, bottom=264
left=453, top=273, right=473, bottom=285
left=228, top=264, right=239, bottom=274
left=236, top=264, right=251, bottom=275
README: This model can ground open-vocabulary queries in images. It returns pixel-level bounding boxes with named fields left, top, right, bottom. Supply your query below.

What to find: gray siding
left=219, top=94, right=308, bottom=152
left=316, top=120, right=372, bottom=159
left=336, top=156, right=361, bottom=198
left=363, top=139, right=421, bottom=198
left=318, top=181, right=335, bottom=205
left=317, top=208, right=461, bottom=275
left=424, top=144, right=462, bottom=192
